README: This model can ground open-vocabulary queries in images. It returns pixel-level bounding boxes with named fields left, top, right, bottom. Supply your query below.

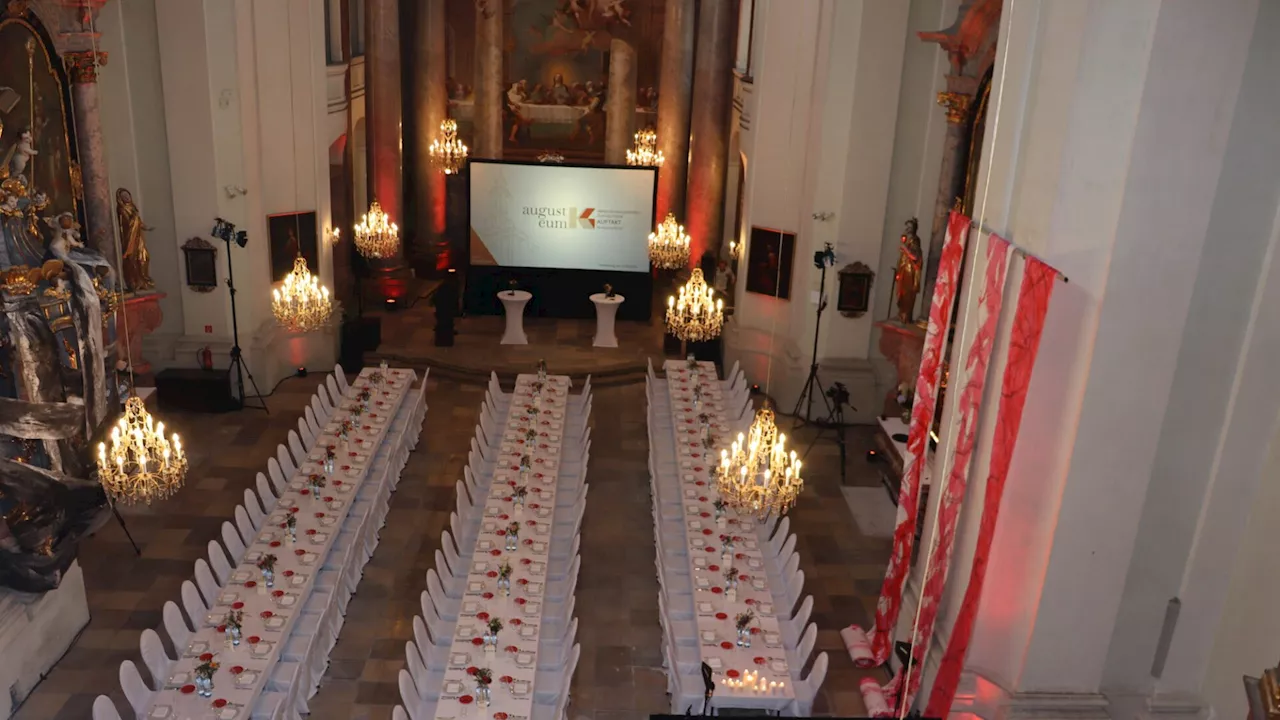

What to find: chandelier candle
left=648, top=212, right=691, bottom=269
left=626, top=126, right=664, bottom=167
left=272, top=255, right=334, bottom=332
left=354, top=200, right=401, bottom=259
left=716, top=405, right=803, bottom=518
left=96, top=396, right=188, bottom=505
left=429, top=118, right=469, bottom=175
left=666, top=269, right=724, bottom=342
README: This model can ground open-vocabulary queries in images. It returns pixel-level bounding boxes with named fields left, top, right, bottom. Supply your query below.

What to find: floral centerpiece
left=194, top=656, right=219, bottom=697
left=483, top=617, right=504, bottom=654
left=686, top=353, right=698, bottom=372
left=504, top=521, right=520, bottom=551
left=604, top=282, right=615, bottom=299
left=536, top=359, right=548, bottom=383
left=324, top=445, right=337, bottom=473
left=519, top=454, right=532, bottom=480
left=257, top=553, right=277, bottom=588
left=474, top=667, right=494, bottom=706
left=357, top=386, right=373, bottom=411
left=513, top=485, right=528, bottom=510
left=693, top=383, right=704, bottom=410
left=307, top=473, right=326, bottom=497
left=524, top=428, right=537, bottom=444
left=497, top=560, right=513, bottom=596
left=338, top=419, right=355, bottom=443
left=508, top=279, right=519, bottom=296
left=223, top=608, right=244, bottom=646
left=735, top=610, right=755, bottom=648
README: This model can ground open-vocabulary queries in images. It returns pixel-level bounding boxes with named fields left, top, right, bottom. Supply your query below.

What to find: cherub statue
left=44, top=211, right=116, bottom=289
left=7, top=129, right=37, bottom=176
left=602, top=0, right=631, bottom=26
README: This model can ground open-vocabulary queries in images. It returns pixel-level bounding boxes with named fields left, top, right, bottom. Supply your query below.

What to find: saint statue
left=116, top=187, right=154, bottom=291
left=894, top=217, right=923, bottom=324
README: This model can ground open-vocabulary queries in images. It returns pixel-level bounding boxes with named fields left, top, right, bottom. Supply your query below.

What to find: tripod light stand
left=212, top=218, right=268, bottom=413
left=792, top=243, right=837, bottom=427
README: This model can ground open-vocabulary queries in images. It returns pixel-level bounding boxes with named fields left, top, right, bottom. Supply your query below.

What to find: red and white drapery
left=844, top=211, right=972, bottom=670
left=924, top=254, right=1058, bottom=717
left=846, top=218, right=1060, bottom=718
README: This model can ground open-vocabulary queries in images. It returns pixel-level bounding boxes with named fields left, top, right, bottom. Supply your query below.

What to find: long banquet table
left=654, top=360, right=796, bottom=712
left=146, top=367, right=418, bottom=720
left=429, top=373, right=574, bottom=720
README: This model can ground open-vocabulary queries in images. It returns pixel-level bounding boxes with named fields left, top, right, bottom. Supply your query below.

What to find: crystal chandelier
left=354, top=200, right=401, bottom=259
left=648, top=213, right=691, bottom=270
left=272, top=255, right=335, bottom=333
left=626, top=127, right=664, bottom=167
left=666, top=268, right=724, bottom=342
left=716, top=404, right=803, bottom=518
left=97, top=395, right=188, bottom=505
left=429, top=119, right=468, bottom=175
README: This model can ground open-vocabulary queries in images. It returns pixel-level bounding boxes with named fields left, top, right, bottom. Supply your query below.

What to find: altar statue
left=0, top=176, right=47, bottom=268
left=6, top=129, right=37, bottom=177
left=44, top=212, right=115, bottom=288
left=894, top=217, right=923, bottom=324
left=115, top=188, right=153, bottom=291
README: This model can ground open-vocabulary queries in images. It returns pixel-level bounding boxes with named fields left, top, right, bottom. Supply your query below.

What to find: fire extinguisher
left=198, top=346, right=213, bottom=371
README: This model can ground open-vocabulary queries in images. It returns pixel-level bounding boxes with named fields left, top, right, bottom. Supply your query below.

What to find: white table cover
left=431, top=374, right=572, bottom=720
left=146, top=368, right=417, bottom=720
left=661, top=360, right=795, bottom=707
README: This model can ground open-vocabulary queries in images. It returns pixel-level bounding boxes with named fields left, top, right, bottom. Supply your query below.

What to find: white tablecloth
left=430, top=374, right=572, bottom=720
left=661, top=361, right=796, bottom=706
left=146, top=368, right=417, bottom=720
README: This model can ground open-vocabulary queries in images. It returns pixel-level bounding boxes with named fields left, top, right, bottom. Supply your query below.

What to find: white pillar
left=929, top=1, right=1260, bottom=717
left=1101, top=3, right=1280, bottom=717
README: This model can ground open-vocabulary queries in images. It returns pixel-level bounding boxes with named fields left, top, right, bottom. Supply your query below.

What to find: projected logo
left=523, top=206, right=626, bottom=230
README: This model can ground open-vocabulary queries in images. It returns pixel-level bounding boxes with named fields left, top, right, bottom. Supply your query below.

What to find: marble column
left=604, top=39, right=637, bottom=165
left=473, top=0, right=503, bottom=159
left=366, top=0, right=404, bottom=266
left=413, top=0, right=448, bottom=265
left=685, top=0, right=735, bottom=266
left=63, top=51, right=116, bottom=266
left=655, top=0, right=694, bottom=222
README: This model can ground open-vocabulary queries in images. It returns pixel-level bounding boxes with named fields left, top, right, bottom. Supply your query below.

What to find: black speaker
left=155, top=368, right=238, bottom=413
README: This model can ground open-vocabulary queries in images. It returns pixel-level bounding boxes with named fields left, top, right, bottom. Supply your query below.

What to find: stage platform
left=365, top=299, right=672, bottom=385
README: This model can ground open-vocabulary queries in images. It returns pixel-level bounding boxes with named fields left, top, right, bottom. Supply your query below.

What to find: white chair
left=207, top=541, right=233, bottom=585
left=393, top=707, right=411, bottom=720
left=794, top=622, right=818, bottom=669
left=267, top=458, right=290, bottom=497
left=297, top=416, right=315, bottom=449
left=326, top=374, right=342, bottom=405
left=119, top=660, right=153, bottom=717
left=534, top=642, right=580, bottom=703
left=193, top=558, right=221, bottom=607
left=139, top=628, right=172, bottom=690
left=440, top=530, right=463, bottom=577
left=305, top=405, right=322, bottom=439
left=399, top=669, right=431, bottom=720
left=287, top=429, right=306, bottom=465
left=783, top=568, right=805, bottom=612
left=405, top=640, right=446, bottom=700
left=180, top=580, right=207, bottom=627
left=221, top=520, right=247, bottom=559
left=255, top=472, right=277, bottom=510
left=92, top=695, right=122, bottom=720
left=311, top=395, right=329, bottom=425
left=790, top=652, right=829, bottom=716
left=276, top=444, right=297, bottom=478
left=783, top=595, right=814, bottom=648
left=234, top=505, right=255, bottom=544
left=334, top=364, right=350, bottom=393
left=243, top=488, right=266, bottom=529
left=163, top=600, right=192, bottom=652
left=318, top=383, right=336, bottom=418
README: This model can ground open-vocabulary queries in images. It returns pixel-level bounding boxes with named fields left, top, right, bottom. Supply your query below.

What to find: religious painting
left=0, top=17, right=76, bottom=224
left=268, top=211, right=318, bottom=282
left=445, top=0, right=664, bottom=161
left=745, top=226, right=794, bottom=300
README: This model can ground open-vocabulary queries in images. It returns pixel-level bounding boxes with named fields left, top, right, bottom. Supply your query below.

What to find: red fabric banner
left=899, top=234, right=1011, bottom=712
left=924, top=255, right=1058, bottom=718
left=850, top=210, right=970, bottom=670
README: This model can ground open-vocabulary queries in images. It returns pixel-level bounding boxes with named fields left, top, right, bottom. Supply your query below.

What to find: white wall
left=726, top=0, right=907, bottom=420
left=96, top=0, right=184, bottom=337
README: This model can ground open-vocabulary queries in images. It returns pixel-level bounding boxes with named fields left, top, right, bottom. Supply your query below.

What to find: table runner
left=431, top=374, right=572, bottom=720
left=661, top=361, right=796, bottom=706
left=147, top=367, right=416, bottom=720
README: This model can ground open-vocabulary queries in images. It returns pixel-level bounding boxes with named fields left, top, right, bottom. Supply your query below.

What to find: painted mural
left=447, top=0, right=664, bottom=160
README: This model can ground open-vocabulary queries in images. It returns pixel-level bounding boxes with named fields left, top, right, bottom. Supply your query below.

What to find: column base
left=951, top=671, right=1113, bottom=720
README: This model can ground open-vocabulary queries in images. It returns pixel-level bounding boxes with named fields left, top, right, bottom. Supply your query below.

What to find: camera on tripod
left=212, top=218, right=248, bottom=248
left=813, top=242, right=835, bottom=269
left=826, top=381, right=850, bottom=409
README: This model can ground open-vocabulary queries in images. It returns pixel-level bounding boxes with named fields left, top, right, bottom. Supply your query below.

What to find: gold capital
left=937, top=91, right=971, bottom=125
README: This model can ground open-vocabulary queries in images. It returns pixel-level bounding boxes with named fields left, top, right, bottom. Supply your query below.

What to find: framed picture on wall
left=744, top=226, right=795, bottom=300
left=268, top=211, right=318, bottom=282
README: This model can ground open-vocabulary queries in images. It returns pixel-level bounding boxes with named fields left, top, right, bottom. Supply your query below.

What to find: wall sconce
left=325, top=227, right=341, bottom=246
left=223, top=185, right=248, bottom=199
left=811, top=211, right=835, bottom=222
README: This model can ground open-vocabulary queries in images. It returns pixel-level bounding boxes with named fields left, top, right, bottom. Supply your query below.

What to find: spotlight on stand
left=210, top=217, right=267, bottom=412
